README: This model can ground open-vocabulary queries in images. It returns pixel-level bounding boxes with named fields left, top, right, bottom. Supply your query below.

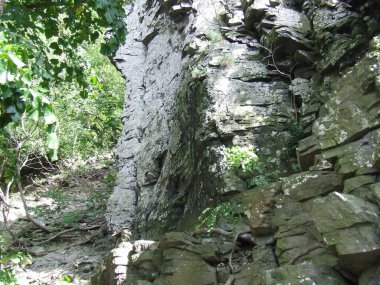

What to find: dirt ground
left=0, top=158, right=116, bottom=285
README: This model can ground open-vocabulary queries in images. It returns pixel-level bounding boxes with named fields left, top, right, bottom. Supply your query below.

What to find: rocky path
left=0, top=158, right=116, bottom=285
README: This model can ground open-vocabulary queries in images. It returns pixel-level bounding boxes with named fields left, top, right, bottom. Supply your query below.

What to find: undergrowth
left=196, top=201, right=245, bottom=232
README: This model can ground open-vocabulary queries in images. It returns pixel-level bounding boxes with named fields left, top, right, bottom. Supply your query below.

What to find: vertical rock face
left=107, top=0, right=299, bottom=239
left=99, top=0, right=380, bottom=284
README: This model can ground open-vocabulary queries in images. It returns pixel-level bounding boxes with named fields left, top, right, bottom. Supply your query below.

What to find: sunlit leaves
left=0, top=0, right=128, bottom=159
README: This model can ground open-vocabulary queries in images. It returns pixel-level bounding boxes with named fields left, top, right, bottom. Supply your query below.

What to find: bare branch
left=228, top=230, right=251, bottom=273
left=225, top=275, right=235, bottom=285
left=35, top=223, right=104, bottom=245
left=15, top=163, right=51, bottom=233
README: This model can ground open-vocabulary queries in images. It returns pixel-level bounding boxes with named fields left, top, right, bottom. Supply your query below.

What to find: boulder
left=260, top=262, right=348, bottom=285
left=240, top=182, right=282, bottom=235
left=282, top=171, right=342, bottom=201
left=313, top=192, right=380, bottom=274
left=154, top=248, right=217, bottom=285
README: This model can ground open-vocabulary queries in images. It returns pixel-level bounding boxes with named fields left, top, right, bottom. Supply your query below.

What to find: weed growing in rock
left=204, top=30, right=222, bottom=42
left=223, top=146, right=259, bottom=173
left=196, top=201, right=245, bottom=231
left=191, top=66, right=208, bottom=80
left=219, top=54, right=235, bottom=68
left=223, top=145, right=280, bottom=187
left=104, top=168, right=118, bottom=188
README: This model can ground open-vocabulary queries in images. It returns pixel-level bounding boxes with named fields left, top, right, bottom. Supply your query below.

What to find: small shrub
left=0, top=251, right=32, bottom=285
left=104, top=168, right=117, bottom=188
left=249, top=170, right=279, bottom=188
left=197, top=201, right=245, bottom=231
left=204, top=30, right=222, bottom=42
left=191, top=66, right=207, bottom=79
left=223, top=145, right=259, bottom=173
left=60, top=211, right=80, bottom=226
left=224, top=145, right=280, bottom=187
left=289, top=120, right=304, bottom=142
left=291, top=163, right=300, bottom=172
left=219, top=54, right=235, bottom=68
left=30, top=188, right=70, bottom=218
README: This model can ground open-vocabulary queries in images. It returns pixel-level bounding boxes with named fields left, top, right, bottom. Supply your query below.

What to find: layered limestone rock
left=97, top=0, right=380, bottom=284
left=107, top=0, right=298, bottom=239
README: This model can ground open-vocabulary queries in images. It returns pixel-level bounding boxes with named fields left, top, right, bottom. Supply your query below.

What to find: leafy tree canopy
left=0, top=0, right=129, bottom=157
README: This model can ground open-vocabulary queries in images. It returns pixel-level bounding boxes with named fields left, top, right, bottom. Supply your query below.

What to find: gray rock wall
left=107, top=0, right=299, bottom=239
left=98, top=0, right=380, bottom=284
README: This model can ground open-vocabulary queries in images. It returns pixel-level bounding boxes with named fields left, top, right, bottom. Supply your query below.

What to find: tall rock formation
left=96, top=0, right=380, bottom=284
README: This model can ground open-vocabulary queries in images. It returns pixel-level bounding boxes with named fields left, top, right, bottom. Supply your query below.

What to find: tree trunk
left=16, top=163, right=52, bottom=233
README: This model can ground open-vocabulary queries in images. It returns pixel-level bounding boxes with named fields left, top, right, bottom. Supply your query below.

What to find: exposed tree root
left=35, top=223, right=104, bottom=245
left=228, top=230, right=251, bottom=273
left=193, top=228, right=254, bottom=285
left=17, top=177, right=52, bottom=233
left=225, top=274, right=235, bottom=285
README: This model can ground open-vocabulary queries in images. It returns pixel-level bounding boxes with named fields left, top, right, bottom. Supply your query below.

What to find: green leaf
left=47, top=132, right=59, bottom=150
left=30, top=109, right=40, bottom=121
left=79, top=90, right=88, bottom=98
left=0, top=86, right=12, bottom=98
left=43, top=109, right=57, bottom=124
left=90, top=75, right=98, bottom=84
left=0, top=70, right=15, bottom=83
left=8, top=52, right=25, bottom=68
left=100, top=43, right=112, bottom=56
left=50, top=59, right=59, bottom=65
left=53, top=48, right=63, bottom=56
left=29, top=88, right=40, bottom=98
left=91, top=31, right=100, bottom=42
left=48, top=148, right=58, bottom=161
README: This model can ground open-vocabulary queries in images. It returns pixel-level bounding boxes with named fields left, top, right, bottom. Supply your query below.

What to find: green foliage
left=204, top=30, right=222, bottom=42
left=289, top=120, right=304, bottom=142
left=0, top=41, right=124, bottom=195
left=103, top=168, right=118, bottom=188
left=224, top=145, right=279, bottom=187
left=0, top=249, right=32, bottom=285
left=60, top=211, right=80, bottom=226
left=291, top=162, right=300, bottom=172
left=60, top=275, right=73, bottom=283
left=248, top=169, right=279, bottom=188
left=0, top=0, right=129, bottom=163
left=55, top=43, right=124, bottom=159
left=191, top=66, right=207, bottom=80
left=197, top=201, right=245, bottom=231
left=224, top=145, right=259, bottom=173
left=30, top=187, right=69, bottom=218
left=219, top=54, right=235, bottom=68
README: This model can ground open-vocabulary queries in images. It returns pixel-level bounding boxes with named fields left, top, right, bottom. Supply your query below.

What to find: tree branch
left=16, top=163, right=52, bottom=233
left=35, top=223, right=104, bottom=245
